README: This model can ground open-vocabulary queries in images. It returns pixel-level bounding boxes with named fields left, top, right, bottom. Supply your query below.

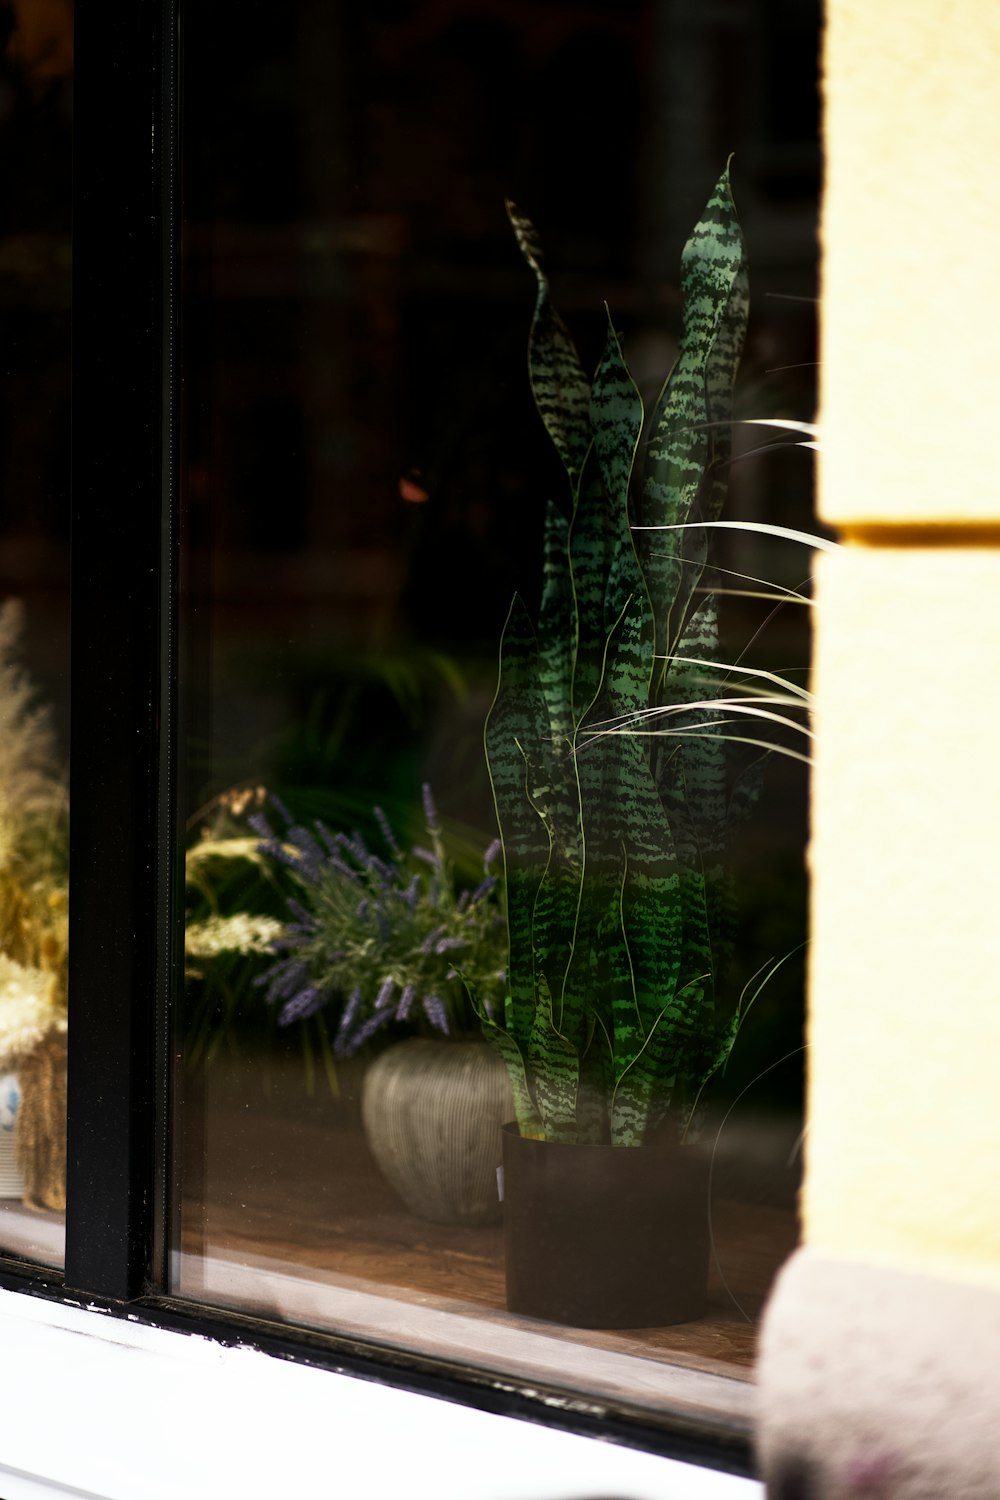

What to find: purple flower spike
left=412, top=845, right=442, bottom=870
left=421, top=783, right=439, bottom=832
left=374, top=805, right=402, bottom=859
left=279, top=987, right=326, bottom=1025
left=423, top=994, right=449, bottom=1036
left=255, top=956, right=309, bottom=1006
left=396, top=983, right=415, bottom=1021
left=314, top=819, right=337, bottom=856
left=375, top=975, right=395, bottom=1009
left=483, top=838, right=502, bottom=867
left=268, top=792, right=295, bottom=826
left=257, top=840, right=311, bottom=878
left=286, top=897, right=315, bottom=927
left=247, top=810, right=275, bottom=842
left=351, top=1007, right=396, bottom=1049
left=364, top=852, right=396, bottom=885
left=328, top=852, right=360, bottom=882
left=278, top=960, right=310, bottom=999
left=333, top=985, right=363, bottom=1055
left=434, top=936, right=467, bottom=954
left=290, top=822, right=324, bottom=861
left=346, top=831, right=370, bottom=865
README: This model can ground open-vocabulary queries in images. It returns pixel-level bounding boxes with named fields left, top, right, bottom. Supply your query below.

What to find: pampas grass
left=0, top=600, right=65, bottom=878
left=0, top=954, right=57, bottom=1066
left=0, top=600, right=69, bottom=1209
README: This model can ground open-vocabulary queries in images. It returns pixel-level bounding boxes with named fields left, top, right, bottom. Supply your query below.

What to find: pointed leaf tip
left=506, top=200, right=544, bottom=277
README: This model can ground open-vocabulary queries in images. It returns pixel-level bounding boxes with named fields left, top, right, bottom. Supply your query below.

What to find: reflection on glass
left=0, top=0, right=72, bottom=1266
left=0, top=603, right=68, bottom=1208
left=175, top=0, right=816, bottom=1414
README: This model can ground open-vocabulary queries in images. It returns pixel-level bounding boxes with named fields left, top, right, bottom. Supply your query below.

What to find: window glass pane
left=173, top=0, right=816, bottom=1417
left=0, top=0, right=72, bottom=1268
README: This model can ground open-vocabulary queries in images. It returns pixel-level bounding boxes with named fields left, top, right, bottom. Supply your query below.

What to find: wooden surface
left=0, top=1198, right=65, bottom=1266
left=0, top=1045, right=800, bottom=1417
left=178, top=1061, right=800, bottom=1384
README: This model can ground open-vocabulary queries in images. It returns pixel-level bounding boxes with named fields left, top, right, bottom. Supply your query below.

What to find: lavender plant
left=250, top=786, right=506, bottom=1057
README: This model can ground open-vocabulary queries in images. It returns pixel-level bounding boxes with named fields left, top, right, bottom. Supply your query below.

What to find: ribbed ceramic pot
left=502, top=1123, right=711, bottom=1328
left=361, top=1038, right=514, bottom=1226
left=0, top=1073, right=25, bottom=1199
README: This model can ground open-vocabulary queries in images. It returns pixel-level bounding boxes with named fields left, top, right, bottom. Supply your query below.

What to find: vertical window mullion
left=66, top=0, right=171, bottom=1301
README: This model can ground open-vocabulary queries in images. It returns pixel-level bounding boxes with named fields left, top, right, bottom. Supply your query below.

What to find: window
left=0, top=0, right=819, bottom=1485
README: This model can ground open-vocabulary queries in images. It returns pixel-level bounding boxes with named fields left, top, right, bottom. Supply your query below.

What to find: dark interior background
left=177, top=0, right=820, bottom=1121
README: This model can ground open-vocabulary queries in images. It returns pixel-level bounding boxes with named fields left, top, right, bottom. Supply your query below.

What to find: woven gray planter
left=361, top=1038, right=513, bottom=1226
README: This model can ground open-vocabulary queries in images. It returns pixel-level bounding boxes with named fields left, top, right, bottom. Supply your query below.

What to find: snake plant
left=477, top=164, right=753, bottom=1147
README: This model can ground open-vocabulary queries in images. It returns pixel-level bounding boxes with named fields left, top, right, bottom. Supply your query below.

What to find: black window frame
left=0, top=0, right=761, bottom=1476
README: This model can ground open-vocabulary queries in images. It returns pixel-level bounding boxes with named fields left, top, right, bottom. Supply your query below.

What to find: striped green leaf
left=489, top=166, right=753, bottom=1145
left=698, top=167, right=750, bottom=530
left=506, top=201, right=592, bottom=499
left=536, top=499, right=574, bottom=746
left=589, top=315, right=646, bottom=634
left=573, top=603, right=685, bottom=1095
left=638, top=162, right=748, bottom=681
left=523, top=738, right=583, bottom=1044
left=568, top=455, right=614, bottom=722
left=476, top=1014, right=544, bottom=1138
left=660, top=595, right=727, bottom=862
left=610, top=971, right=720, bottom=1144
left=526, top=974, right=581, bottom=1142
left=484, top=596, right=551, bottom=1046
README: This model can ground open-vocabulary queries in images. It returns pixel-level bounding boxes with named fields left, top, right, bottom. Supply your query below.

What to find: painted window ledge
left=0, top=1286, right=763, bottom=1500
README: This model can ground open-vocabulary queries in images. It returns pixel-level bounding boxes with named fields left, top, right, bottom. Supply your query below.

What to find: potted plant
left=472, top=163, right=763, bottom=1326
left=240, top=787, right=512, bottom=1226
left=0, top=600, right=69, bottom=1213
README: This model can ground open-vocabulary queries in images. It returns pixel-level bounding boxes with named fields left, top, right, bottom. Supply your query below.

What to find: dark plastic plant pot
left=501, top=1122, right=710, bottom=1329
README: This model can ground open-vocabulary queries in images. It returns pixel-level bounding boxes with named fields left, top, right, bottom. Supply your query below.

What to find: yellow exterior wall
left=822, top=0, right=1000, bottom=529
left=805, top=0, right=1000, bottom=1287
left=807, top=549, right=1000, bottom=1285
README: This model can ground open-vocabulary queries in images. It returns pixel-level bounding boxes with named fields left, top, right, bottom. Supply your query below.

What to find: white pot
left=0, top=1072, right=25, bottom=1199
left=361, top=1038, right=513, bottom=1226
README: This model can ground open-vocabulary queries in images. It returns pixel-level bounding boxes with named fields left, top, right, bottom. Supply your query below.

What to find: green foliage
left=249, top=787, right=507, bottom=1056
left=477, top=165, right=754, bottom=1146
left=186, top=786, right=507, bottom=1069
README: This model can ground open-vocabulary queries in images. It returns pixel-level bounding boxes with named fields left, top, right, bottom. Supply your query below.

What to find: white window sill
left=0, top=1286, right=763, bottom=1500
